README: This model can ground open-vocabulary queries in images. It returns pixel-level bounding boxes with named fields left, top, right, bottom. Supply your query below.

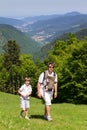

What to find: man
left=37, top=62, right=58, bottom=121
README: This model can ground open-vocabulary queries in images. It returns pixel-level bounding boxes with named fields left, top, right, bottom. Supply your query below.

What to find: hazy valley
left=0, top=11, right=87, bottom=58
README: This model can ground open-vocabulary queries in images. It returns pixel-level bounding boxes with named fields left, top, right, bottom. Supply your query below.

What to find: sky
left=0, top=0, right=87, bottom=18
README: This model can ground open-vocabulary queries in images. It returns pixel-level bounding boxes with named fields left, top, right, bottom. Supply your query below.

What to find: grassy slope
left=0, top=92, right=87, bottom=130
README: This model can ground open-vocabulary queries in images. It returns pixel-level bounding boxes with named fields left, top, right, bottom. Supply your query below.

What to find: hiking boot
left=47, top=116, right=52, bottom=121
left=25, top=116, right=30, bottom=120
left=44, top=115, right=52, bottom=121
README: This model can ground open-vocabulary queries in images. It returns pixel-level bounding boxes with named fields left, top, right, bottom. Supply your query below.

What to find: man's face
left=48, top=64, right=54, bottom=73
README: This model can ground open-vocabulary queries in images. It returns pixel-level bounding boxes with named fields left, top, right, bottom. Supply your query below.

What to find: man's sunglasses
left=49, top=66, right=54, bottom=68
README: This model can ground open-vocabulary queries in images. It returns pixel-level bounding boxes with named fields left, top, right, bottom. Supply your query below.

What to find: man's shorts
left=41, top=88, right=53, bottom=106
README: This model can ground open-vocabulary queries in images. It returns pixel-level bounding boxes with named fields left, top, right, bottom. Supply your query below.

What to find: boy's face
left=25, top=80, right=30, bottom=86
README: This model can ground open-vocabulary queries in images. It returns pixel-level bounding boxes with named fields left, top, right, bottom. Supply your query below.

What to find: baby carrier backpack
left=43, top=70, right=56, bottom=91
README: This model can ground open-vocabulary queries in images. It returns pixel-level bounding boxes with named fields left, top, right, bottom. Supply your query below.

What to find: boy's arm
left=18, top=89, right=22, bottom=95
left=18, top=87, right=25, bottom=97
left=18, top=89, right=25, bottom=97
left=25, top=91, right=32, bottom=97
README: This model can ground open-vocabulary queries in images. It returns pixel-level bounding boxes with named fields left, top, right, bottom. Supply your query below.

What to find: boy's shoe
left=25, top=116, right=30, bottom=120
left=20, top=115, right=22, bottom=118
left=20, top=113, right=23, bottom=118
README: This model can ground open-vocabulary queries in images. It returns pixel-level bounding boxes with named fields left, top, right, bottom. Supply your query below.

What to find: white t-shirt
left=19, top=84, right=32, bottom=99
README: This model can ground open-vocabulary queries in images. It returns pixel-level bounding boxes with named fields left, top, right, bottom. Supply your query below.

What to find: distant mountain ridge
left=37, top=28, right=87, bottom=59
left=0, top=11, right=87, bottom=59
left=0, top=17, right=24, bottom=26
left=26, top=12, right=87, bottom=43
left=0, top=12, right=87, bottom=44
left=64, top=11, right=81, bottom=16
left=0, top=24, right=42, bottom=54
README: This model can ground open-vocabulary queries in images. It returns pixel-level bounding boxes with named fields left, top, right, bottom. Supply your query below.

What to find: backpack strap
left=42, top=71, right=48, bottom=89
left=43, top=70, right=48, bottom=80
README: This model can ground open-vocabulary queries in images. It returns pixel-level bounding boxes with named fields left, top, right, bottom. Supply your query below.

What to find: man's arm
left=54, top=83, right=58, bottom=98
left=37, top=82, right=42, bottom=98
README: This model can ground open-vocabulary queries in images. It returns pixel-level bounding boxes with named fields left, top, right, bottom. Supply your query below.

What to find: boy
left=18, top=77, right=32, bottom=120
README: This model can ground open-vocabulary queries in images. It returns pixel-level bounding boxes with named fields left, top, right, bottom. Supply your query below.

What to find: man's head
left=47, top=62, right=55, bottom=73
left=48, top=62, right=55, bottom=68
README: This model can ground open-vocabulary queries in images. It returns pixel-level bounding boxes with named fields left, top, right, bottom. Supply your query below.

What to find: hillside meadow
left=0, top=92, right=87, bottom=130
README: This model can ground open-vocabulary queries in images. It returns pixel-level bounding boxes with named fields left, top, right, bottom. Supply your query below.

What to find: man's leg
left=44, top=105, right=51, bottom=116
left=44, top=92, right=52, bottom=121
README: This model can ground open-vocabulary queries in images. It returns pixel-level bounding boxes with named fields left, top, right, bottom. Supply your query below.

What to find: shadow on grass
left=30, top=114, right=44, bottom=120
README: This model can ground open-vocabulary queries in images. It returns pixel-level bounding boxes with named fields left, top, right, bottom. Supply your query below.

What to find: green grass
left=0, top=92, right=87, bottom=130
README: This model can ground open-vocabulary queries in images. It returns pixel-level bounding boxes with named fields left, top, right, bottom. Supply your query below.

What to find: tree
left=19, top=54, right=38, bottom=96
left=3, top=40, right=20, bottom=70
left=3, top=40, right=21, bottom=94
left=45, top=34, right=87, bottom=104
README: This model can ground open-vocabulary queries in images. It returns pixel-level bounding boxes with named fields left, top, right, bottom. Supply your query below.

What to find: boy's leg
left=20, top=98, right=25, bottom=118
left=25, top=108, right=30, bottom=120
left=25, top=100, right=30, bottom=120
left=20, top=109, right=24, bottom=118
left=25, top=108, right=29, bottom=117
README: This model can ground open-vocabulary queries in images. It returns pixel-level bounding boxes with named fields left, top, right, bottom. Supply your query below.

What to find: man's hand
left=37, top=91, right=42, bottom=98
left=54, top=92, right=57, bottom=98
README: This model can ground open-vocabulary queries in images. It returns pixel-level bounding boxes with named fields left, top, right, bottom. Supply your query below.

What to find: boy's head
left=25, top=77, right=31, bottom=81
left=24, top=77, right=31, bottom=85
